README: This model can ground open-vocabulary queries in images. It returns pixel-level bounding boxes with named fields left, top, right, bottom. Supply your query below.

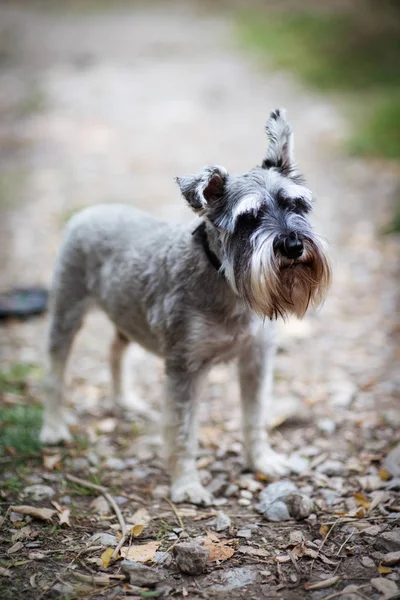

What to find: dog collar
left=192, top=221, right=222, bottom=272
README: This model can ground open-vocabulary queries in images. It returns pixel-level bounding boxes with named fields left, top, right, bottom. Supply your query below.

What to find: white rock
left=237, top=529, right=252, bottom=539
left=240, top=490, right=253, bottom=500
left=316, top=460, right=345, bottom=476
left=238, top=498, right=251, bottom=507
left=370, top=577, right=398, bottom=596
left=24, top=485, right=55, bottom=501
left=214, top=511, right=231, bottom=532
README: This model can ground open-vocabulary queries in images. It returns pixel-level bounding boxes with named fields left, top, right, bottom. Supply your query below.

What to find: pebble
left=383, top=442, right=400, bottom=477
left=240, top=490, right=253, bottom=500
left=208, top=474, right=227, bottom=495
left=361, top=525, right=381, bottom=537
left=214, top=511, right=231, bottom=532
left=174, top=543, right=210, bottom=575
left=382, top=551, right=400, bottom=566
left=225, top=483, right=239, bottom=497
left=256, top=480, right=313, bottom=521
left=316, top=460, right=345, bottom=476
left=375, top=530, right=400, bottom=553
left=121, top=560, right=164, bottom=586
left=70, top=457, right=89, bottom=471
left=238, top=498, right=251, bottom=507
left=370, top=577, right=398, bottom=596
left=24, top=484, right=55, bottom=501
left=153, top=551, right=172, bottom=567
left=89, top=532, right=118, bottom=546
left=152, top=485, right=169, bottom=499
left=237, top=529, right=252, bottom=539
left=213, top=497, right=228, bottom=506
left=289, top=454, right=310, bottom=474
left=103, top=457, right=126, bottom=470
left=361, top=556, right=375, bottom=568
left=316, top=418, right=336, bottom=434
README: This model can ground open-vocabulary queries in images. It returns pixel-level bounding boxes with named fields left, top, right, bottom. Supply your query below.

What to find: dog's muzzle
left=273, top=233, right=304, bottom=259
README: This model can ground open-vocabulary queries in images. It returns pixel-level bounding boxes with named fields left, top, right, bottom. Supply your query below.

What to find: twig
left=0, top=507, right=10, bottom=531
left=70, top=571, right=125, bottom=585
left=164, top=496, right=185, bottom=531
left=65, top=474, right=127, bottom=538
left=336, top=528, right=356, bottom=556
left=321, top=585, right=370, bottom=600
left=310, top=520, right=338, bottom=575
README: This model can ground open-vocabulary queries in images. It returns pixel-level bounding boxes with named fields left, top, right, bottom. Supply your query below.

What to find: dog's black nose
left=275, top=233, right=304, bottom=259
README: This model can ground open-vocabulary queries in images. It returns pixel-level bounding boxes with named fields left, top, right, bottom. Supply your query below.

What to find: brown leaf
left=377, top=564, right=392, bottom=575
left=7, top=541, right=23, bottom=554
left=10, top=505, right=56, bottom=521
left=354, top=492, right=370, bottom=510
left=101, top=547, right=115, bottom=569
left=120, top=541, right=160, bottom=563
left=42, top=453, right=61, bottom=471
left=58, top=508, right=71, bottom=527
left=378, top=468, right=392, bottom=481
left=238, top=546, right=269, bottom=558
left=12, top=526, right=32, bottom=543
left=203, top=530, right=235, bottom=562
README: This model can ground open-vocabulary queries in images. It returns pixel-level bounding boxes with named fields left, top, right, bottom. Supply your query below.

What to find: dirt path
left=0, top=3, right=399, bottom=599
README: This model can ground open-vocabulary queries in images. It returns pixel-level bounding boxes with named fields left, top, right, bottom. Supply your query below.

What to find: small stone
left=238, top=498, right=251, bottom=507
left=51, top=583, right=74, bottom=598
left=90, top=496, right=110, bottom=515
left=10, top=511, right=25, bottom=523
left=174, top=543, right=210, bottom=575
left=258, top=480, right=298, bottom=504
left=59, top=495, right=71, bottom=505
left=208, top=474, right=227, bottom=495
left=289, top=454, right=310, bottom=474
left=316, top=418, right=336, bottom=434
left=213, top=497, right=228, bottom=506
left=361, top=556, right=375, bottom=568
left=238, top=477, right=262, bottom=493
left=180, top=532, right=189, bottom=539
left=329, top=379, right=356, bottom=407
left=214, top=511, right=231, bottom=532
left=89, top=532, right=118, bottom=546
left=262, top=501, right=291, bottom=521
left=24, top=484, right=55, bottom=501
left=370, top=577, right=398, bottom=596
left=210, top=461, right=226, bottom=473
left=383, top=443, right=400, bottom=477
left=240, top=490, right=253, bottom=500
left=121, top=560, right=164, bottom=586
left=87, top=453, right=100, bottom=467
left=375, top=530, right=400, bottom=553
left=153, top=551, right=172, bottom=567
left=361, top=525, right=381, bottom=537
left=237, top=529, right=252, bottom=539
left=70, top=457, right=89, bottom=471
left=316, top=460, right=345, bottom=476
left=381, top=551, right=400, bottom=566
left=103, top=457, right=125, bottom=470
left=286, top=494, right=313, bottom=520
left=256, top=480, right=298, bottom=521
left=225, top=483, right=239, bottom=497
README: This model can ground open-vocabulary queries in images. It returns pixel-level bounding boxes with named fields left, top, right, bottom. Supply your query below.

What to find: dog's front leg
left=238, top=323, right=291, bottom=477
left=164, top=368, right=212, bottom=506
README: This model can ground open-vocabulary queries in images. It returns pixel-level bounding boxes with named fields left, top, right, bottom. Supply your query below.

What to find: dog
left=40, top=109, right=331, bottom=505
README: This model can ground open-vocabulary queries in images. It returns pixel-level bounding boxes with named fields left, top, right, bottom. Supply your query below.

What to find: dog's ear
left=176, top=166, right=228, bottom=212
left=262, top=108, right=295, bottom=175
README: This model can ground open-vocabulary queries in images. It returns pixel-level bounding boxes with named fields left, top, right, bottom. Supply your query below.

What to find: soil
left=0, top=2, right=399, bottom=599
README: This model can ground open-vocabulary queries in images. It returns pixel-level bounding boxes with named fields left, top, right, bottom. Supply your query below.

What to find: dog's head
left=177, top=109, right=331, bottom=319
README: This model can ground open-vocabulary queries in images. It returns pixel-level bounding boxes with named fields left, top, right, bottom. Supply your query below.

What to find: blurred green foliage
left=0, top=404, right=43, bottom=454
left=237, top=5, right=400, bottom=160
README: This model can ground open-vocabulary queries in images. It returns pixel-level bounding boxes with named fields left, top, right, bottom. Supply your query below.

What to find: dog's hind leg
left=238, top=321, right=291, bottom=477
left=40, top=253, right=87, bottom=445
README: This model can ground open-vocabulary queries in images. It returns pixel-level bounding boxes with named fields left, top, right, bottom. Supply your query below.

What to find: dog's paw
left=249, top=446, right=291, bottom=478
left=40, top=421, right=72, bottom=445
left=171, top=477, right=213, bottom=506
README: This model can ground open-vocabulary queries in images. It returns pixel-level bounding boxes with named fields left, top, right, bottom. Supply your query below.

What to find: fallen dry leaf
left=304, top=576, right=340, bottom=590
left=354, top=492, right=370, bottom=509
left=129, top=507, right=151, bottom=526
left=101, top=547, right=115, bottom=569
left=10, top=505, right=56, bottom=521
left=12, top=525, right=32, bottom=543
left=42, top=453, right=61, bottom=471
left=130, top=524, right=144, bottom=537
left=193, top=510, right=216, bottom=521
left=275, top=554, right=291, bottom=563
left=30, top=573, right=37, bottom=588
left=238, top=546, right=269, bottom=558
left=378, top=468, right=392, bottom=481
left=0, top=566, right=11, bottom=577
left=58, top=508, right=71, bottom=527
left=120, top=541, right=160, bottom=563
left=319, top=524, right=329, bottom=537
left=377, top=564, right=392, bottom=575
left=7, top=541, right=23, bottom=554
left=203, top=530, right=235, bottom=562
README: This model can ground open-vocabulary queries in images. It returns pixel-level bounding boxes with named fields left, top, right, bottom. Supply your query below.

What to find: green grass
left=0, top=361, right=42, bottom=395
left=237, top=7, right=400, bottom=160
left=0, top=405, right=43, bottom=454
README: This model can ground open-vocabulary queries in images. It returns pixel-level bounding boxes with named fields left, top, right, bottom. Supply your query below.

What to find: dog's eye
left=293, top=198, right=311, bottom=214
left=235, top=212, right=260, bottom=231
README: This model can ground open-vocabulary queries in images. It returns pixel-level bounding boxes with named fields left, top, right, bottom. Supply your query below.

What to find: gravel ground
left=0, top=2, right=399, bottom=599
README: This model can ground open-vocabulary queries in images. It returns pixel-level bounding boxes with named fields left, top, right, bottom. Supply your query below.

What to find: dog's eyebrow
left=233, top=195, right=263, bottom=220
left=279, top=182, right=312, bottom=203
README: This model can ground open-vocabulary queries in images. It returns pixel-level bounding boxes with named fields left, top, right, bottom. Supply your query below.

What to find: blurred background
left=0, top=0, right=399, bottom=477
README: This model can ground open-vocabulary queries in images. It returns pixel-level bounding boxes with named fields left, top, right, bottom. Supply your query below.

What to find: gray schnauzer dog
left=40, top=109, right=331, bottom=505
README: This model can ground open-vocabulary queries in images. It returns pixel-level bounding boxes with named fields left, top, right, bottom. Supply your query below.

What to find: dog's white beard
left=249, top=234, right=331, bottom=320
